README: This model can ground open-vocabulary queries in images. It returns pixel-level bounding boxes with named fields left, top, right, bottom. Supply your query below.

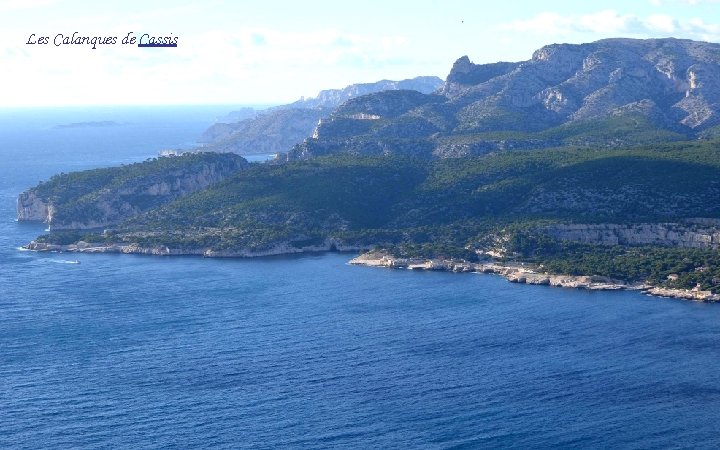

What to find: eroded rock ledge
left=349, top=251, right=720, bottom=303
left=24, top=239, right=365, bottom=258
left=545, top=222, right=720, bottom=249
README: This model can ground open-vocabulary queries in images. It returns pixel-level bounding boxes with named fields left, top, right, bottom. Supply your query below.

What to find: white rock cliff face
left=442, top=38, right=720, bottom=131
left=16, top=191, right=52, bottom=222
left=16, top=157, right=245, bottom=229
left=545, top=223, right=720, bottom=249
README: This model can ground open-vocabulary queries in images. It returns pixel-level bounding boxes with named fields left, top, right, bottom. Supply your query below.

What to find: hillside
left=17, top=152, right=247, bottom=230
left=199, top=76, right=443, bottom=155
left=23, top=139, right=720, bottom=292
left=286, top=76, right=444, bottom=109
left=288, top=38, right=720, bottom=160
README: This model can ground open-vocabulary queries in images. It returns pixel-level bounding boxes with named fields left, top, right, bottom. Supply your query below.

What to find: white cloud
left=577, top=10, right=636, bottom=34
left=0, top=26, right=415, bottom=106
left=683, top=17, right=720, bottom=40
left=651, top=0, right=720, bottom=4
left=677, top=0, right=720, bottom=4
left=0, top=0, right=55, bottom=12
left=495, top=12, right=572, bottom=35
left=495, top=9, right=720, bottom=41
left=497, top=10, right=638, bottom=35
left=644, top=14, right=677, bottom=33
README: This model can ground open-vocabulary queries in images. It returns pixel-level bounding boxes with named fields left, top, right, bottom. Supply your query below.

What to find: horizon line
left=0, top=103, right=284, bottom=109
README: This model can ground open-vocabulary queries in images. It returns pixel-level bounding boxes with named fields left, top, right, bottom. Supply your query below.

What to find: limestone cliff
left=545, top=222, right=720, bottom=249
left=17, top=191, right=53, bottom=222
left=17, top=152, right=247, bottom=230
left=287, top=38, right=720, bottom=160
left=442, top=38, right=720, bottom=131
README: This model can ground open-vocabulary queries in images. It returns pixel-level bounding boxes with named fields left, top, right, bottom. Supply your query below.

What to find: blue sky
left=1, top=0, right=719, bottom=106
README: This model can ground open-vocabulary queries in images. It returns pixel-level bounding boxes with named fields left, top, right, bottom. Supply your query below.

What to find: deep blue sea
left=2, top=107, right=720, bottom=449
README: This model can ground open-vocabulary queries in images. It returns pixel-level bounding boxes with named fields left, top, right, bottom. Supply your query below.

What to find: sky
left=1, top=0, right=719, bottom=106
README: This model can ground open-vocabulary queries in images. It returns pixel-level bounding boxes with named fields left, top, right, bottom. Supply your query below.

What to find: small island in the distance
left=18, top=37, right=720, bottom=303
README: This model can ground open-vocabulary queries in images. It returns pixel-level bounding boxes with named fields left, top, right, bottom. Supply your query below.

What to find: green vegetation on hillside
left=295, top=110, right=692, bottom=160
left=506, top=229, right=720, bottom=292
left=28, top=152, right=246, bottom=226
left=30, top=139, right=720, bottom=291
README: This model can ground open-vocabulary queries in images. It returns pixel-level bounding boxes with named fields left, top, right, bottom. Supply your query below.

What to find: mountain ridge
left=287, top=37, right=720, bottom=160
left=199, top=76, right=444, bottom=154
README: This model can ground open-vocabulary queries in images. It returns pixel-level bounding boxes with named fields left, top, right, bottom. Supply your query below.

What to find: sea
left=2, top=106, right=720, bottom=449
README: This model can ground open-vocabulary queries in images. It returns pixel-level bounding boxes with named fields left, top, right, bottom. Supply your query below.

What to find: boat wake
left=47, top=259, right=81, bottom=265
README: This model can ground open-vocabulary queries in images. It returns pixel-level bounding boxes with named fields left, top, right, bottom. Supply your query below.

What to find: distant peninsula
left=198, top=76, right=444, bottom=155
left=17, top=37, right=720, bottom=303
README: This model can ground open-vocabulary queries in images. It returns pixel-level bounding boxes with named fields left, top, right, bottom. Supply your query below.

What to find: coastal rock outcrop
left=24, top=237, right=367, bottom=259
left=545, top=222, right=720, bottom=249
left=17, top=152, right=247, bottom=230
left=349, top=251, right=720, bottom=302
left=17, top=191, right=53, bottom=222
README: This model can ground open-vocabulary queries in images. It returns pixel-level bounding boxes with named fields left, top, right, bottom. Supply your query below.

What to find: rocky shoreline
left=348, top=251, right=720, bottom=303
left=24, top=239, right=366, bottom=258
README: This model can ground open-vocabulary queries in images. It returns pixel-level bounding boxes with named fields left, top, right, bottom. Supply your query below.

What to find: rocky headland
left=17, top=152, right=247, bottom=230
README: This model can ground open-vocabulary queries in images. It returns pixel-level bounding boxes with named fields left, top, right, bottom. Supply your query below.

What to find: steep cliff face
left=443, top=38, right=720, bottom=131
left=17, top=191, right=53, bottom=222
left=439, top=57, right=519, bottom=97
left=17, top=152, right=247, bottom=230
left=545, top=222, right=720, bottom=249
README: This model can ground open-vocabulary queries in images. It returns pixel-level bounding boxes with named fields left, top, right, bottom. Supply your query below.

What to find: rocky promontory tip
left=17, top=152, right=247, bottom=230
